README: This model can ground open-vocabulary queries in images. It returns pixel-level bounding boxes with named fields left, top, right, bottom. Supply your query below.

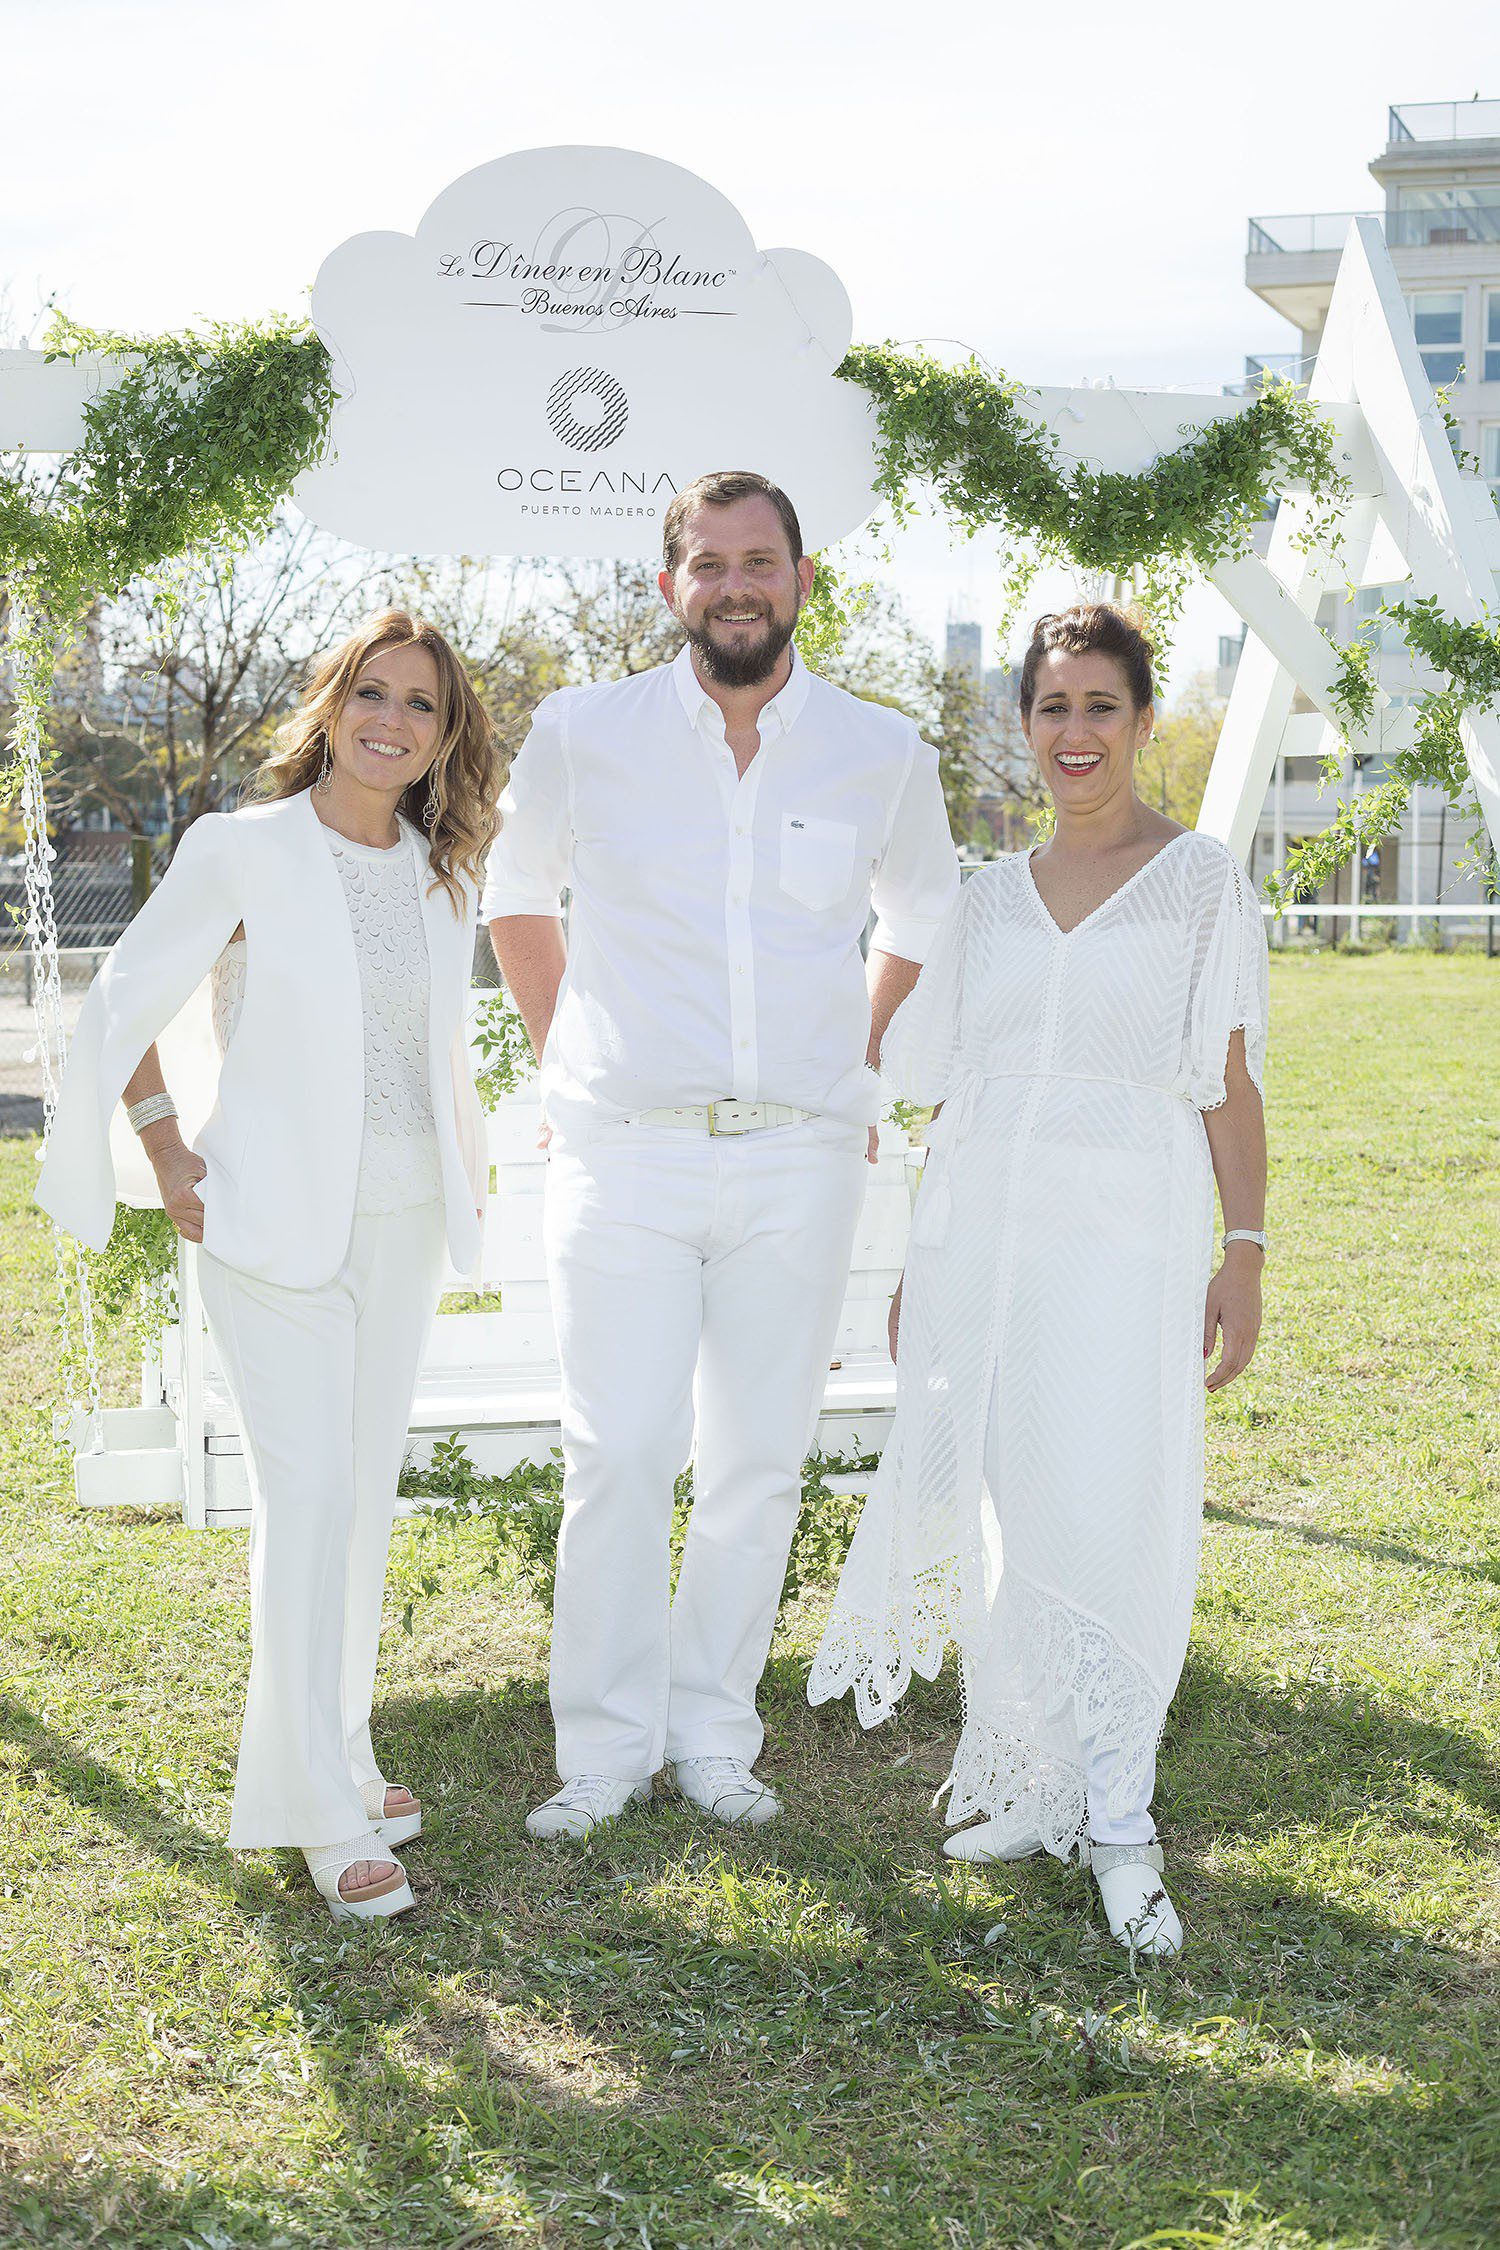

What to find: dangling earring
left=422, top=784, right=439, bottom=832
left=315, top=734, right=333, bottom=793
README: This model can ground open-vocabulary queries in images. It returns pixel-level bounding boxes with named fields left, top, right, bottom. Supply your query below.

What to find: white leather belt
left=626, top=1100, right=814, bottom=1135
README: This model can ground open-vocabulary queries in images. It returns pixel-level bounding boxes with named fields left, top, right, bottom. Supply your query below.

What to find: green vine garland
left=3, top=311, right=333, bottom=611
left=1, top=312, right=334, bottom=805
left=1269, top=597, right=1500, bottom=908
left=836, top=345, right=1349, bottom=633
left=838, top=344, right=1494, bottom=904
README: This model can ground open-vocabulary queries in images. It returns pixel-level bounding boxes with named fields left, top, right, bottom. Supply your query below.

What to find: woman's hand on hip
left=1203, top=1250, right=1262, bottom=1392
left=152, top=1143, right=208, bottom=1244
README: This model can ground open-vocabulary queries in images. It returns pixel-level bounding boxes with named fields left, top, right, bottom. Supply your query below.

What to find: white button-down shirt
left=482, top=644, right=959, bottom=1139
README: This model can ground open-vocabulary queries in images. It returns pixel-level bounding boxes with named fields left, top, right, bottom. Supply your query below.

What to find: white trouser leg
left=544, top=1140, right=709, bottom=1780
left=1086, top=1744, right=1158, bottom=1847
left=200, top=1204, right=445, bottom=1849
left=667, top=1132, right=867, bottom=1765
left=980, top=1377, right=1158, bottom=1849
left=339, top=1204, right=448, bottom=1792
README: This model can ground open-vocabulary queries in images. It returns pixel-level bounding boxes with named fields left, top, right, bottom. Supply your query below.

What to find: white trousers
left=981, top=1381, right=1157, bottom=1849
left=198, top=1201, right=448, bottom=1849
left=544, top=1123, right=868, bottom=1780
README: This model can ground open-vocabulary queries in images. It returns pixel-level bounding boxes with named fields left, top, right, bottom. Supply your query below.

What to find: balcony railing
left=1389, top=99, right=1500, bottom=145
left=1248, top=211, right=1371, bottom=256
left=1249, top=203, right=1500, bottom=256
left=1244, top=352, right=1312, bottom=383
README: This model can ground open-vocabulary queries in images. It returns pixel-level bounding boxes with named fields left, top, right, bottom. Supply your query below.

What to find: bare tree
left=548, top=560, right=684, bottom=680
left=45, top=515, right=395, bottom=845
left=819, top=585, right=1042, bottom=847
left=394, top=557, right=568, bottom=780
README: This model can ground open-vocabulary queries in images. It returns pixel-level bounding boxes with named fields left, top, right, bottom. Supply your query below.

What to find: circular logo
left=545, top=366, right=629, bottom=452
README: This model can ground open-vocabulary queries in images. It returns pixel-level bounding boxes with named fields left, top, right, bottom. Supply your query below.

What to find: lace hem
left=810, top=1565, right=1168, bottom=1857
left=1193, top=1013, right=1267, bottom=1112
left=940, top=1724, right=1092, bottom=1861
left=807, top=1556, right=968, bottom=1728
left=941, top=1577, right=1167, bottom=1852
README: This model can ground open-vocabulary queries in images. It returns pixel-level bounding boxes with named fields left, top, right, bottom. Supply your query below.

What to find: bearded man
left=485, top=469, right=959, bottom=1839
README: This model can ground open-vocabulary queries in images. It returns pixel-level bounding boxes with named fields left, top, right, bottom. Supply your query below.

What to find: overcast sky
left=6, top=0, right=1496, bottom=688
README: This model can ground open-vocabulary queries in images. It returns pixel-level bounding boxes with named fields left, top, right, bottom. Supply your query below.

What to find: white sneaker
left=525, top=1775, right=652, bottom=1841
left=942, top=1820, right=1044, bottom=1864
left=1086, top=1842, right=1183, bottom=1959
left=673, top=1755, right=781, bottom=1827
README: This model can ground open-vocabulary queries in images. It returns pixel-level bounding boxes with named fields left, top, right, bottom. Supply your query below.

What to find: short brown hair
left=1019, top=604, right=1156, bottom=719
left=662, top=470, right=804, bottom=574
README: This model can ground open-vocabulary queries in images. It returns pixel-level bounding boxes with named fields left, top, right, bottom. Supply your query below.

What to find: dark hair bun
left=1019, top=604, right=1155, bottom=718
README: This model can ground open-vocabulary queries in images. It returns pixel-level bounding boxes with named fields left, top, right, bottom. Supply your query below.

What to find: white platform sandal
left=1081, top=1840, right=1183, bottom=1959
left=302, top=1833, right=415, bottom=1924
left=361, top=1777, right=422, bottom=1849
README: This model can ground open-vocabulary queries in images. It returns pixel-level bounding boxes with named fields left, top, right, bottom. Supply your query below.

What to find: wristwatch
left=1222, top=1229, right=1268, bottom=1253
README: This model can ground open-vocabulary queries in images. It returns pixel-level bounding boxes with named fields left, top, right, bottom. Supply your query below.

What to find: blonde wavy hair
left=248, top=610, right=499, bottom=910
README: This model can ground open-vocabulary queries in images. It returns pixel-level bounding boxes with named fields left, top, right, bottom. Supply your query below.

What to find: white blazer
left=36, top=791, right=487, bottom=1289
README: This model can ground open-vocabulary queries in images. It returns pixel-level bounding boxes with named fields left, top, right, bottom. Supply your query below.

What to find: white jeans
left=544, top=1122, right=868, bottom=1780
left=198, top=1201, right=448, bottom=1849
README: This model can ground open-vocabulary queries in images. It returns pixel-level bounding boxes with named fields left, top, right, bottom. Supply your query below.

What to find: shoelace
left=553, top=1774, right=631, bottom=1816
left=688, top=1757, right=762, bottom=1800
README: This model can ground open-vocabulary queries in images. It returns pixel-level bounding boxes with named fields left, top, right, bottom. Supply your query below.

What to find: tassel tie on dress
left=910, top=1070, right=982, bottom=1248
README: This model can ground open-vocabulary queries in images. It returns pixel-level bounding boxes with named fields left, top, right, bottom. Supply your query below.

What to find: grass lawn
left=0, top=951, right=1496, bottom=2250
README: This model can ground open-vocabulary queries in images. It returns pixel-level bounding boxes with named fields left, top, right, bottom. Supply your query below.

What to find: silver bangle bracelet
left=1223, top=1228, right=1268, bottom=1253
left=126, top=1092, right=178, bottom=1134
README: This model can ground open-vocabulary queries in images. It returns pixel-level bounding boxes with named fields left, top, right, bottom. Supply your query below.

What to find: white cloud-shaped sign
left=294, top=147, right=881, bottom=559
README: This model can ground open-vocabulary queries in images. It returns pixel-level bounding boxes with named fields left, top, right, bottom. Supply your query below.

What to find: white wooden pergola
left=5, top=215, right=1497, bottom=1520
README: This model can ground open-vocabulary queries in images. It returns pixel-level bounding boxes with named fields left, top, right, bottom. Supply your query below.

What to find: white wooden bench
left=161, top=1073, right=913, bottom=1528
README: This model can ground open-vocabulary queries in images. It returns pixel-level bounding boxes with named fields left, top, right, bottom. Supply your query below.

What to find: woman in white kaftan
left=809, top=603, right=1269, bottom=1958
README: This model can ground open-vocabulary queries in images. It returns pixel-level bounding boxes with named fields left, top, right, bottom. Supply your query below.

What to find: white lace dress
left=808, top=832, right=1269, bottom=1857
left=210, top=828, right=443, bottom=1216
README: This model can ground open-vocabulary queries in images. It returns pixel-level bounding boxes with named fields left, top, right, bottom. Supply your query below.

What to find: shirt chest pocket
left=779, top=814, right=858, bottom=912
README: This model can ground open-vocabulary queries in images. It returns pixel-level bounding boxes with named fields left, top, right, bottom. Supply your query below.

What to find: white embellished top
left=210, top=825, right=442, bottom=1216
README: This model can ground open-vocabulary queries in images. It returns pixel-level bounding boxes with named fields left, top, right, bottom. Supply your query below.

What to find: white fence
left=1263, top=902, right=1498, bottom=948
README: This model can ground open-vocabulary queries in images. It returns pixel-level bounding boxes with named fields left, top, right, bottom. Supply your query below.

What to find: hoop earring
left=315, top=737, right=333, bottom=794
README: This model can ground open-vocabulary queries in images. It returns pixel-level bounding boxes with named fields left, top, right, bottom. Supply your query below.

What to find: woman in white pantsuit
left=810, top=605, right=1269, bottom=1959
left=38, top=611, right=498, bottom=1921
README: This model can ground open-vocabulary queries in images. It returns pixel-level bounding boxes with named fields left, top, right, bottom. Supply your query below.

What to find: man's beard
left=686, top=602, right=799, bottom=689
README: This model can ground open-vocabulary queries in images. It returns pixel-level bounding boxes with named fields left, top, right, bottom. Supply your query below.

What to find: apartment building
left=1239, top=98, right=1499, bottom=929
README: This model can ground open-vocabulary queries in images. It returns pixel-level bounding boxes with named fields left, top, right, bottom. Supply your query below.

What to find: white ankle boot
left=942, top=1820, right=1044, bottom=1864
left=1084, top=1841, right=1183, bottom=1959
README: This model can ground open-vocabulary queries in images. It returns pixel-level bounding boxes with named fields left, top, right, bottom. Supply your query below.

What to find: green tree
left=1138, top=671, right=1223, bottom=827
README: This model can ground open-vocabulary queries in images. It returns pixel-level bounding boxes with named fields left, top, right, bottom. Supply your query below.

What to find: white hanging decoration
left=5, top=577, right=106, bottom=1452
